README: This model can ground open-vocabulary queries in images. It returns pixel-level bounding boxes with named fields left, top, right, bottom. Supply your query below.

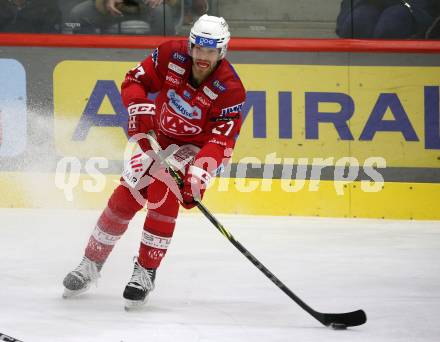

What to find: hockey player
left=63, top=14, right=246, bottom=309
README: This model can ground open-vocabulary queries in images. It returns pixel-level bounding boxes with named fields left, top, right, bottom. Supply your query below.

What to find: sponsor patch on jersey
left=212, top=79, right=227, bottom=92
left=221, top=102, right=244, bottom=116
left=208, top=137, right=228, bottom=147
left=195, top=94, right=211, bottom=107
left=203, top=86, right=218, bottom=100
left=152, top=48, right=159, bottom=67
left=172, top=51, right=187, bottom=63
left=210, top=114, right=240, bottom=122
left=168, top=62, right=185, bottom=75
left=167, top=89, right=201, bottom=120
left=165, top=74, right=182, bottom=87
left=160, top=103, right=202, bottom=136
left=183, top=90, right=191, bottom=99
left=125, top=75, right=141, bottom=84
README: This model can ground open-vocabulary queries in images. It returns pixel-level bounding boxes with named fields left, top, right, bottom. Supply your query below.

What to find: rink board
left=0, top=172, right=438, bottom=220
left=52, top=61, right=440, bottom=167
left=0, top=47, right=439, bottom=219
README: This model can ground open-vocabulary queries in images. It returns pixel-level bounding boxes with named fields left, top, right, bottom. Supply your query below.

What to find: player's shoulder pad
left=152, top=40, right=191, bottom=76
left=208, top=89, right=246, bottom=122
left=207, top=59, right=246, bottom=120
left=209, top=59, right=245, bottom=97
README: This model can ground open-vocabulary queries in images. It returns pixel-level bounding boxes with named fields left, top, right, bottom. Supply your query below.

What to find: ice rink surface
left=1, top=208, right=439, bottom=342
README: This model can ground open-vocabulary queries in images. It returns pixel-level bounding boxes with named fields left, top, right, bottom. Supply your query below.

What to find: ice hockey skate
left=62, top=256, right=101, bottom=298
left=123, top=258, right=156, bottom=310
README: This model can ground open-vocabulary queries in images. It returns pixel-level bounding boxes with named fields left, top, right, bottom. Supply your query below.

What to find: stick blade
left=321, top=309, right=367, bottom=327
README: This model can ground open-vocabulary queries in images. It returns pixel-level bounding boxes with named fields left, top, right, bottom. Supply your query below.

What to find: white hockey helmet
left=189, top=14, right=231, bottom=59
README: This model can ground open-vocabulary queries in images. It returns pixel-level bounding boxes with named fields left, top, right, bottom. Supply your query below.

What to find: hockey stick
left=144, top=132, right=367, bottom=328
left=0, top=333, right=23, bottom=342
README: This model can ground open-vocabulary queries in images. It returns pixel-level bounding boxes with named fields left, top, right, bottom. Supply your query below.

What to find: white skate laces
left=123, top=258, right=156, bottom=310
left=74, top=256, right=101, bottom=283
left=129, top=259, right=155, bottom=292
left=62, top=256, right=101, bottom=298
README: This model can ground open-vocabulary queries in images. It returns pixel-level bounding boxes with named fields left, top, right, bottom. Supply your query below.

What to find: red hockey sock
left=85, top=185, right=144, bottom=263
left=138, top=179, right=179, bottom=269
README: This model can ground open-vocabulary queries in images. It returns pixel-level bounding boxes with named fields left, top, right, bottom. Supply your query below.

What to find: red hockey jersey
left=121, top=39, right=246, bottom=175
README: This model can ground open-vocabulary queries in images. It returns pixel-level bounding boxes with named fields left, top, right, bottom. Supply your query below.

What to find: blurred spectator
left=0, top=0, right=62, bottom=33
left=64, top=0, right=180, bottom=35
left=336, top=0, right=440, bottom=39
left=183, top=0, right=208, bottom=25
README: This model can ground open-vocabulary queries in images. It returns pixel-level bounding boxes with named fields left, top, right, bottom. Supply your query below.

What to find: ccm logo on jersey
left=221, top=102, right=244, bottom=116
left=128, top=103, right=156, bottom=115
left=168, top=62, right=185, bottom=75
left=203, top=86, right=218, bottom=100
left=167, top=89, right=201, bottom=119
left=172, top=52, right=187, bottom=63
left=160, top=103, right=202, bottom=135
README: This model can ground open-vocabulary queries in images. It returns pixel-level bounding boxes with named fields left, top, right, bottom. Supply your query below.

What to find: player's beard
left=195, top=59, right=214, bottom=74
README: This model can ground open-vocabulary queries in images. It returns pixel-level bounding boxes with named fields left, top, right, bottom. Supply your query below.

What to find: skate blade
left=124, top=298, right=148, bottom=311
left=62, top=286, right=90, bottom=299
